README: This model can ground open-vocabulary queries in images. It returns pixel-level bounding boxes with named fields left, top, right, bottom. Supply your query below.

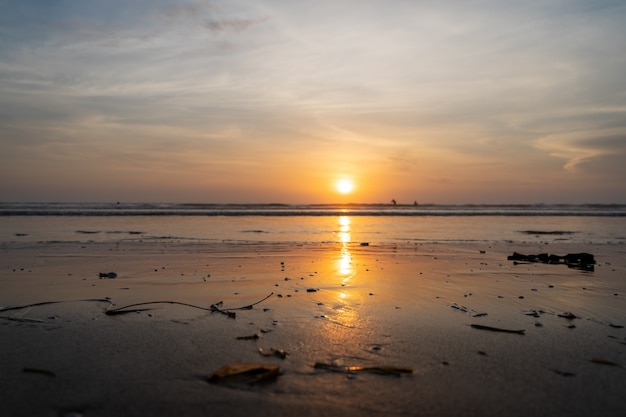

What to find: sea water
left=1, top=203, right=624, bottom=245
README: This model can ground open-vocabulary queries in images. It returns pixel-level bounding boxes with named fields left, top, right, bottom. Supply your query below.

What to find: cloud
left=158, top=0, right=268, bottom=34
left=535, top=129, right=626, bottom=176
left=1, top=0, right=626, bottom=203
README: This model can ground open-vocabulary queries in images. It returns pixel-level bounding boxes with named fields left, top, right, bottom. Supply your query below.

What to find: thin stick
left=470, top=324, right=525, bottom=335
left=229, top=292, right=274, bottom=310
left=0, top=299, right=113, bottom=314
left=104, top=292, right=274, bottom=317
left=105, top=301, right=214, bottom=315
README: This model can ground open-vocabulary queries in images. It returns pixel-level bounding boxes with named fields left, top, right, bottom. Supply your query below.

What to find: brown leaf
left=207, top=363, right=280, bottom=386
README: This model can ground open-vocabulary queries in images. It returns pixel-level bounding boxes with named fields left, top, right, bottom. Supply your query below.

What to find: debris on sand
left=258, top=348, right=287, bottom=359
left=22, top=367, right=56, bottom=377
left=590, top=357, right=623, bottom=368
left=470, top=324, right=525, bottom=335
left=207, top=363, right=280, bottom=387
left=104, top=292, right=273, bottom=319
left=236, top=333, right=260, bottom=340
left=507, top=252, right=595, bottom=270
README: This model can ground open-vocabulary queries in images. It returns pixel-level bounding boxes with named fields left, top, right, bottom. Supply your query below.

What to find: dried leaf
left=207, top=363, right=280, bottom=386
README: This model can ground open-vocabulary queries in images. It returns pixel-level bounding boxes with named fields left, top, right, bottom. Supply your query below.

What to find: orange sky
left=1, top=1, right=625, bottom=204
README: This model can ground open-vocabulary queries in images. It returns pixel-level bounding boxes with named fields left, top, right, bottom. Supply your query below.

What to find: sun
left=336, top=179, right=354, bottom=194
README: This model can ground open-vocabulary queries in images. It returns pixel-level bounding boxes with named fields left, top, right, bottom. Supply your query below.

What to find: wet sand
left=1, top=240, right=625, bottom=417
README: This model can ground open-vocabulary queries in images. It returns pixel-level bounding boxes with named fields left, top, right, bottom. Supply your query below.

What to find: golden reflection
left=307, top=216, right=360, bottom=335
left=337, top=216, right=353, bottom=277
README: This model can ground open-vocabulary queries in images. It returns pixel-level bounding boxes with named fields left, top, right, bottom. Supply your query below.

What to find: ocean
left=1, top=202, right=625, bottom=245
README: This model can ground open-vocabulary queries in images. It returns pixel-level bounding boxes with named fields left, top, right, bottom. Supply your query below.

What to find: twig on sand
left=0, top=299, right=113, bottom=314
left=0, top=294, right=274, bottom=320
left=0, top=299, right=113, bottom=322
left=470, top=324, right=525, bottom=335
left=228, top=292, right=275, bottom=310
left=104, top=292, right=274, bottom=319
left=590, top=357, right=624, bottom=368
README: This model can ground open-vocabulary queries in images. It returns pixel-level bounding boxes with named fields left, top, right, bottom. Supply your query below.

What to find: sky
left=1, top=0, right=625, bottom=204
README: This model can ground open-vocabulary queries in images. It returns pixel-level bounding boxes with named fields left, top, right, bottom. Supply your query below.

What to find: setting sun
left=336, top=179, right=354, bottom=194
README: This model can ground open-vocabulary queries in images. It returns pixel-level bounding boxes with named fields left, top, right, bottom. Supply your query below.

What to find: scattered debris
left=451, top=304, right=469, bottom=313
left=104, top=292, right=273, bottom=319
left=470, top=324, right=525, bottom=335
left=507, top=252, right=595, bottom=270
left=98, top=272, right=118, bottom=279
left=207, top=363, right=280, bottom=387
left=258, top=348, right=287, bottom=359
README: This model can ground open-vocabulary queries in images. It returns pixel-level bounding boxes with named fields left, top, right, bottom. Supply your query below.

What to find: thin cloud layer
left=1, top=0, right=625, bottom=203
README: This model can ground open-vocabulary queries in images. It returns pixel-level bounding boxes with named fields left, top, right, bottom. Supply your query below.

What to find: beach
left=1, top=236, right=624, bottom=417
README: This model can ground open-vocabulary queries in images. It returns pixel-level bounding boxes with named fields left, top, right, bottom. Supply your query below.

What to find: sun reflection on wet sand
left=321, top=216, right=360, bottom=329
left=337, top=216, right=353, bottom=278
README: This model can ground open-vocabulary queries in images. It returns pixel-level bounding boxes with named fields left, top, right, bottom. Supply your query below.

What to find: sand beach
left=1, top=237, right=624, bottom=417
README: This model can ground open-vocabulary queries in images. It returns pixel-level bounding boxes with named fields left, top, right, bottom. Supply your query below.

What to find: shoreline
left=1, top=240, right=625, bottom=416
